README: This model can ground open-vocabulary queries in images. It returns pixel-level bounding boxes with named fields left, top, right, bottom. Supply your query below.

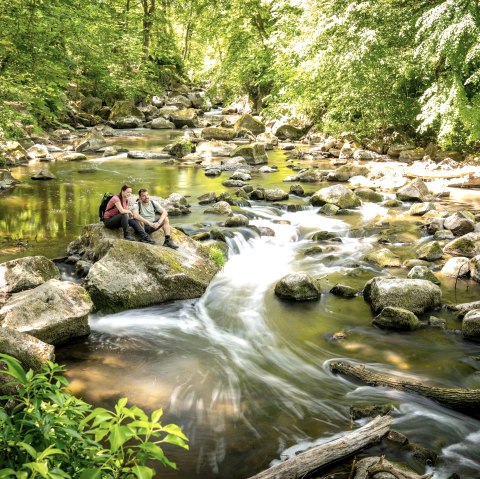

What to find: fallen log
left=246, top=415, right=392, bottom=479
left=331, top=361, right=480, bottom=417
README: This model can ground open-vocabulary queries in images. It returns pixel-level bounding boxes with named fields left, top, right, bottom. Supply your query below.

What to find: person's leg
left=161, top=217, right=178, bottom=249
left=103, top=214, right=136, bottom=240
left=129, top=218, right=155, bottom=244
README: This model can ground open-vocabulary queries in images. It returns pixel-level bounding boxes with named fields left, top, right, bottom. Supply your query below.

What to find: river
left=1, top=124, right=480, bottom=478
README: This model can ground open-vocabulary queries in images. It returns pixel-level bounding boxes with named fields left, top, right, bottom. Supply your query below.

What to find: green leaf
left=151, top=408, right=163, bottom=423
left=161, top=434, right=189, bottom=449
left=117, top=397, right=128, bottom=410
left=0, top=469, right=16, bottom=478
left=139, top=442, right=166, bottom=461
left=0, top=354, right=27, bottom=384
left=109, top=425, right=133, bottom=451
left=162, top=424, right=189, bottom=441
left=79, top=468, right=103, bottom=479
left=131, top=465, right=154, bottom=479
left=17, top=442, right=38, bottom=459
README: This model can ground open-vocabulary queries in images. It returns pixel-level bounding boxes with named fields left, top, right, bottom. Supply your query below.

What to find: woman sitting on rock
left=102, top=184, right=155, bottom=244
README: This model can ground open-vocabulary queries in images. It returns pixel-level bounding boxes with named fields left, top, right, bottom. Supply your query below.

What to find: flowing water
left=2, top=126, right=480, bottom=478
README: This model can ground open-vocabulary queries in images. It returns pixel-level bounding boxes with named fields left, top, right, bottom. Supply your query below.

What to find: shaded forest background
left=1, top=0, right=480, bottom=149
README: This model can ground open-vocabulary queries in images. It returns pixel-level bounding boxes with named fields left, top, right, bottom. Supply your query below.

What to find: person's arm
left=115, top=199, right=133, bottom=216
left=154, top=201, right=168, bottom=226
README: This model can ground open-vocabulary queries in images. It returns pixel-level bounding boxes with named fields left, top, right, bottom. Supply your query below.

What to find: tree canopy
left=1, top=0, right=480, bottom=149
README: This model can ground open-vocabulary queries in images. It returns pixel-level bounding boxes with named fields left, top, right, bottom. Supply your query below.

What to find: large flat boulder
left=0, top=279, right=92, bottom=345
left=364, top=277, right=442, bottom=314
left=84, top=229, right=220, bottom=313
left=311, top=184, right=361, bottom=209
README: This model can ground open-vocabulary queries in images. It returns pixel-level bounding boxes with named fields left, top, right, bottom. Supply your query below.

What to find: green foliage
left=0, top=354, right=188, bottom=479
left=209, top=246, right=226, bottom=268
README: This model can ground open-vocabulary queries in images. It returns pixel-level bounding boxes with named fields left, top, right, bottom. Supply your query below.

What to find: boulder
left=170, top=108, right=198, bottom=128
left=462, top=309, right=480, bottom=341
left=0, top=141, right=29, bottom=166
left=398, top=148, right=425, bottom=163
left=275, top=124, right=306, bottom=140
left=443, top=211, right=475, bottom=236
left=166, top=95, right=192, bottom=109
left=470, top=255, right=480, bottom=282
left=224, top=214, right=249, bottom=227
left=339, top=143, right=354, bottom=159
left=311, top=184, right=361, bottom=209
left=330, top=284, right=357, bottom=298
left=274, top=272, right=320, bottom=301
left=31, top=168, right=55, bottom=180
left=0, top=169, right=20, bottom=190
left=373, top=307, right=422, bottom=331
left=114, top=116, right=142, bottom=128
left=409, top=202, right=436, bottom=216
left=364, top=277, right=442, bottom=314
left=221, top=156, right=249, bottom=169
left=27, top=144, right=49, bottom=159
left=285, top=169, right=326, bottom=183
left=0, top=256, right=60, bottom=295
left=396, top=178, right=431, bottom=202
left=170, top=138, right=194, bottom=158
left=289, top=184, right=305, bottom=196
left=84, top=230, right=219, bottom=313
left=202, top=127, right=236, bottom=141
left=364, top=248, right=401, bottom=267
left=231, top=143, right=268, bottom=165
left=387, top=144, right=415, bottom=158
left=256, top=132, right=278, bottom=149
left=197, top=141, right=237, bottom=158
left=204, top=201, right=232, bottom=215
left=327, top=164, right=369, bottom=182
left=443, top=232, right=480, bottom=258
left=440, top=257, right=470, bottom=277
left=0, top=327, right=55, bottom=371
left=264, top=188, right=289, bottom=201
left=61, top=152, right=88, bottom=161
left=75, top=131, right=107, bottom=152
left=127, top=151, right=173, bottom=160
left=319, top=204, right=340, bottom=216
left=198, top=192, right=217, bottom=205
left=0, top=279, right=92, bottom=345
left=151, top=117, right=175, bottom=129
left=234, top=114, right=266, bottom=135
left=354, top=188, right=383, bottom=203
left=230, top=170, right=251, bottom=181
left=353, top=149, right=380, bottom=160
left=157, top=106, right=178, bottom=119
left=109, top=100, right=144, bottom=124
left=407, top=265, right=440, bottom=284
left=416, top=241, right=443, bottom=261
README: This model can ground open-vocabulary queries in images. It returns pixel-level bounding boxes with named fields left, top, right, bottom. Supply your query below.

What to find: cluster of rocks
left=0, top=222, right=222, bottom=370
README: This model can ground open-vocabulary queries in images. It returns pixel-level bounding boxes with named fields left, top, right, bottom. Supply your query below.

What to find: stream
left=2, top=123, right=480, bottom=478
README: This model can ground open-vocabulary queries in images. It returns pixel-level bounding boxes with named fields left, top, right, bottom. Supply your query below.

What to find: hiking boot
left=141, top=236, right=156, bottom=245
left=164, top=238, right=179, bottom=249
left=124, top=234, right=136, bottom=241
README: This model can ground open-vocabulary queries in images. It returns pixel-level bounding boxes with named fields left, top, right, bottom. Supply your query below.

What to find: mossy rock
left=234, top=114, right=265, bottom=135
left=373, top=306, right=422, bottom=331
left=274, top=272, right=320, bottom=301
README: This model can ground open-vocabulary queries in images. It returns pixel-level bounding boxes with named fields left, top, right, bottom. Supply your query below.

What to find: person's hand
left=150, top=221, right=161, bottom=230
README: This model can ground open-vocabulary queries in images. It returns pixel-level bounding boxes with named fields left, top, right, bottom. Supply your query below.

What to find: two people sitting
left=102, top=184, right=178, bottom=249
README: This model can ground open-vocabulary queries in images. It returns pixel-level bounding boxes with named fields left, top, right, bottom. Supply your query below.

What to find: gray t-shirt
left=131, top=199, right=163, bottom=222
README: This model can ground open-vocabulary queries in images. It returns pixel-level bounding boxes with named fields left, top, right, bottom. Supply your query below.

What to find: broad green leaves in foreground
left=0, top=354, right=188, bottom=479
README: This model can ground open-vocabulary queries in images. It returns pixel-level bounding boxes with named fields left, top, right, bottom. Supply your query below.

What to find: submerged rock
left=373, top=306, right=422, bottom=331
left=364, top=277, right=442, bottom=314
left=274, top=272, right=320, bottom=301
left=31, top=168, right=55, bottom=180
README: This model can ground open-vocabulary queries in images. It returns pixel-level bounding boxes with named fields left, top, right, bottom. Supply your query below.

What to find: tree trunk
left=246, top=415, right=392, bottom=479
left=330, top=361, right=480, bottom=417
left=141, top=0, right=155, bottom=61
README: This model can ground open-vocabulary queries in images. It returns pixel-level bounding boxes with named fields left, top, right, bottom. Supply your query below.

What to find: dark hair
left=119, top=184, right=132, bottom=199
left=138, top=188, right=148, bottom=196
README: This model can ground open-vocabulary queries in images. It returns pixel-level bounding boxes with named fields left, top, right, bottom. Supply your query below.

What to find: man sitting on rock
left=131, top=188, right=179, bottom=249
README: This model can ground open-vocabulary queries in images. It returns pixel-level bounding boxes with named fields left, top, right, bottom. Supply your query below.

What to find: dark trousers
left=103, top=214, right=147, bottom=238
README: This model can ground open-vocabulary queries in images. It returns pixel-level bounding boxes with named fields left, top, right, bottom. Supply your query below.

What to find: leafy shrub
left=0, top=354, right=188, bottom=478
